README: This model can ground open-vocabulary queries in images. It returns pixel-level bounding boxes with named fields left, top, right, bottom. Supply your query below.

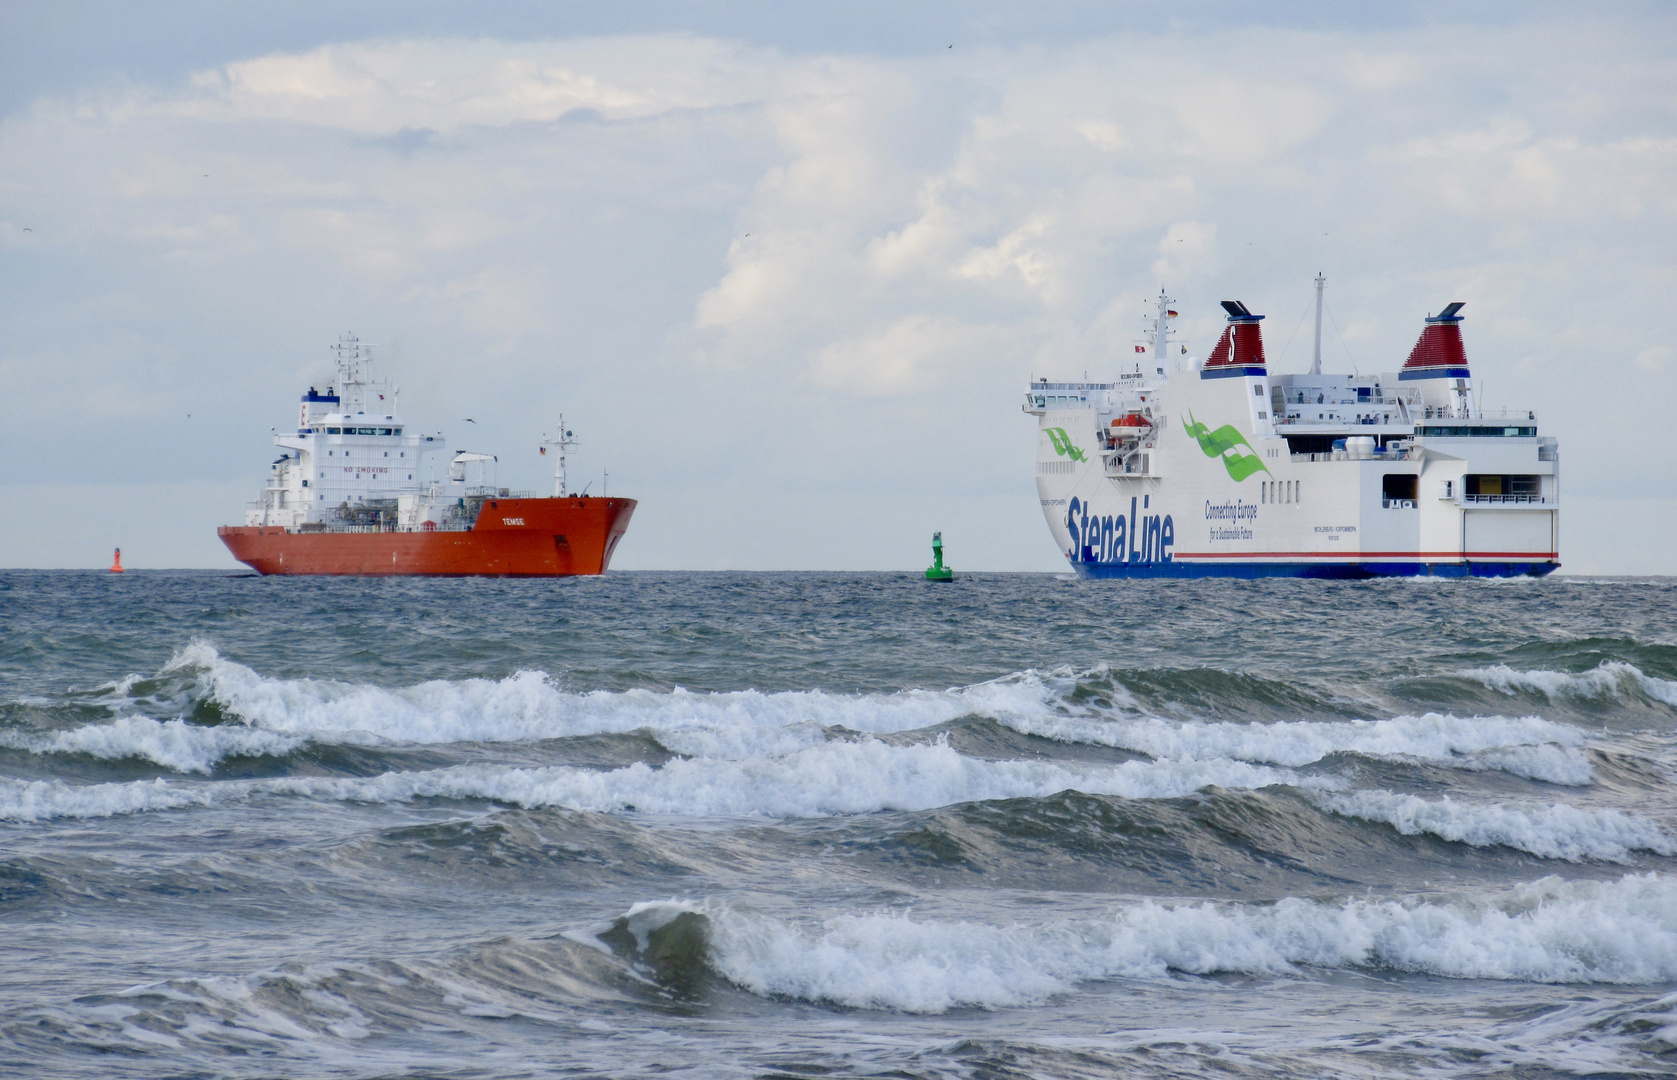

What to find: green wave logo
left=1183, top=412, right=1269, bottom=482
left=1045, top=427, right=1087, bottom=463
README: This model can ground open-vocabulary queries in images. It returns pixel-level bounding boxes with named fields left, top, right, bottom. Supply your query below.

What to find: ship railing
left=284, top=521, right=479, bottom=534
left=1275, top=416, right=1407, bottom=427
left=459, top=486, right=537, bottom=499
left=1102, top=450, right=1154, bottom=476
left=1290, top=449, right=1415, bottom=463
left=1462, top=494, right=1550, bottom=505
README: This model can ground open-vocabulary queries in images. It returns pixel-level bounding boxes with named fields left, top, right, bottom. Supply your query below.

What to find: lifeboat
left=1109, top=412, right=1152, bottom=435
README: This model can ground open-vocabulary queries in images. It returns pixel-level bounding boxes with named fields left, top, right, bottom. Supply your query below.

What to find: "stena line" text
left=1067, top=496, right=1174, bottom=566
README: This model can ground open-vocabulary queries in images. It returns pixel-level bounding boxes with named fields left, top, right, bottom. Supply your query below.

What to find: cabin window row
left=1416, top=425, right=1535, bottom=438
left=309, top=427, right=403, bottom=436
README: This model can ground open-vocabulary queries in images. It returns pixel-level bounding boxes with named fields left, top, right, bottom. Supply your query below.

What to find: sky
left=2, top=1, right=1674, bottom=573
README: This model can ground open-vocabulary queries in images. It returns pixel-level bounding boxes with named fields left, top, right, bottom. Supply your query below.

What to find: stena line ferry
left=218, top=334, right=635, bottom=576
left=1026, top=280, right=1559, bottom=578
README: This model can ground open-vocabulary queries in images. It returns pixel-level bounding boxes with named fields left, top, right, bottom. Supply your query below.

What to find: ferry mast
left=543, top=419, right=578, bottom=497
left=1145, top=287, right=1179, bottom=371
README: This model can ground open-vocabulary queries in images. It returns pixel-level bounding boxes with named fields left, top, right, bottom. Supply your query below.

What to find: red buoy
left=110, top=548, right=124, bottom=573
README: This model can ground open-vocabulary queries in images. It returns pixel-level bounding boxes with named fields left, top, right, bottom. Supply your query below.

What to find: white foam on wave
left=1463, top=661, right=1677, bottom=707
left=0, top=738, right=1315, bottom=822
left=1001, top=712, right=1594, bottom=785
left=13, top=643, right=1066, bottom=772
left=0, top=777, right=215, bottom=822
left=0, top=717, right=305, bottom=774
left=1310, top=790, right=1677, bottom=863
left=169, top=640, right=1055, bottom=746
left=614, top=873, right=1677, bottom=1012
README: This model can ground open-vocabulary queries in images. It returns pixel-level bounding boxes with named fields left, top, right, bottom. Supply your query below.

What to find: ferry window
left=379, top=428, right=392, bottom=435
left=1382, top=474, right=1418, bottom=501
left=1254, top=385, right=1263, bottom=396
left=328, top=427, right=341, bottom=434
left=384, top=452, right=389, bottom=457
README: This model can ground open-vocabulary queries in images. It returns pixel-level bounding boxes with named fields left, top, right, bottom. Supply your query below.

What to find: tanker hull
left=220, top=497, right=635, bottom=577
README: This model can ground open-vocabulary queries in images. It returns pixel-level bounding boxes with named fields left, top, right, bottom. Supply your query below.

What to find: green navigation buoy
left=925, top=531, right=954, bottom=582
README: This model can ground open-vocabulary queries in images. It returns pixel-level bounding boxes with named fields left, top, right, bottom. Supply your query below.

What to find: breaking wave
left=1002, top=712, right=1594, bottom=784
left=598, top=873, right=1677, bottom=1012
left=0, top=716, right=305, bottom=774
left=0, top=739, right=1315, bottom=822
left=1309, top=790, right=1677, bottom=863
left=8, top=646, right=1609, bottom=793
left=1462, top=661, right=1677, bottom=708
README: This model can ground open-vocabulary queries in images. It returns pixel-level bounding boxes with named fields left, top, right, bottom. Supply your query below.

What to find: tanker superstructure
left=1027, top=285, right=1558, bottom=577
left=219, top=333, right=635, bottom=576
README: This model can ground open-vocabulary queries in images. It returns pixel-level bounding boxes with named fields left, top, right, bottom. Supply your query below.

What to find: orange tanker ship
left=219, top=333, right=634, bottom=577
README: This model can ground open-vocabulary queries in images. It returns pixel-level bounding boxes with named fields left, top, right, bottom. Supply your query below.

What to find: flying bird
left=463, top=418, right=476, bottom=424
left=21, top=227, right=30, bottom=233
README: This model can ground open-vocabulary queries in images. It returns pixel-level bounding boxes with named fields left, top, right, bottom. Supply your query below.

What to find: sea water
left=2, top=570, right=1675, bottom=1077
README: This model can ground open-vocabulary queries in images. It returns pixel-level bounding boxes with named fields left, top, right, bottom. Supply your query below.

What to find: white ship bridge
left=247, top=334, right=572, bottom=532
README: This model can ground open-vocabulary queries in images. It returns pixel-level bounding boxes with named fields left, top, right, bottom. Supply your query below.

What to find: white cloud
left=811, top=315, right=1005, bottom=395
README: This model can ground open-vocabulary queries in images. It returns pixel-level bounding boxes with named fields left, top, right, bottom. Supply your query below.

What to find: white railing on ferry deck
left=1461, top=494, right=1549, bottom=505
left=1291, top=450, right=1417, bottom=463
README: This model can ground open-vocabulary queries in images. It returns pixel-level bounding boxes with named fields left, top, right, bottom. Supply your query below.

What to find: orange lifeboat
left=1109, top=412, right=1152, bottom=434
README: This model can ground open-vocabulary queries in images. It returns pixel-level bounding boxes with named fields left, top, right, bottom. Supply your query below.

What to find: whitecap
left=1000, top=712, right=1594, bottom=784
left=606, top=873, right=1677, bottom=1012
left=0, top=738, right=1317, bottom=822
left=1462, top=661, right=1677, bottom=707
left=1309, top=789, right=1677, bottom=862
left=0, top=716, right=305, bottom=774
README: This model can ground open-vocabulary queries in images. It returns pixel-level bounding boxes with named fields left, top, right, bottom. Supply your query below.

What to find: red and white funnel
left=1201, top=301, right=1267, bottom=379
left=1400, top=302, right=1469, bottom=380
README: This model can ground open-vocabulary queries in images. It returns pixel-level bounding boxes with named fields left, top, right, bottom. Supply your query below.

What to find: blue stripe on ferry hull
left=1071, top=560, right=1559, bottom=580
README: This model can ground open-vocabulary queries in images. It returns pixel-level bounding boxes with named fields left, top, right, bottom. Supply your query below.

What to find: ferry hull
left=1071, top=558, right=1559, bottom=580
left=219, top=497, right=635, bottom=577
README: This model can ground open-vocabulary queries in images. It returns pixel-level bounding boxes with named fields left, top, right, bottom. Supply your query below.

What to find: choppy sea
left=3, top=570, right=1677, bottom=1078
